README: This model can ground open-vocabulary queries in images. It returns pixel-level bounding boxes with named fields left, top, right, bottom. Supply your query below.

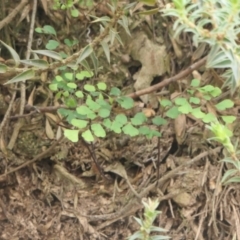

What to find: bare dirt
left=0, top=1, right=239, bottom=240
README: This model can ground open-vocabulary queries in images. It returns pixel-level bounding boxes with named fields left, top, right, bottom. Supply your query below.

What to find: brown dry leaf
left=192, top=70, right=202, bottom=80
left=174, top=114, right=186, bottom=145
left=17, top=4, right=30, bottom=26
left=104, top=162, right=127, bottom=179
left=170, top=91, right=181, bottom=101
left=54, top=164, right=86, bottom=188
left=104, top=162, right=140, bottom=198
left=98, top=147, right=113, bottom=162
left=36, top=85, right=52, bottom=98
left=206, top=102, right=217, bottom=117
left=0, top=135, right=8, bottom=155
left=169, top=33, right=183, bottom=59
left=40, top=56, right=48, bottom=82
left=27, top=86, right=36, bottom=106
left=129, top=31, right=169, bottom=106
left=142, top=108, right=155, bottom=117
left=133, top=101, right=145, bottom=109
left=233, top=205, right=240, bottom=240
left=132, top=2, right=144, bottom=13
left=192, top=43, right=207, bottom=61
left=194, top=90, right=207, bottom=105
left=45, top=118, right=55, bottom=139
left=75, top=214, right=97, bottom=235
left=172, top=192, right=193, bottom=208
left=56, top=126, right=62, bottom=140
left=45, top=112, right=60, bottom=124
left=40, top=0, right=48, bottom=14
left=208, top=177, right=216, bottom=190
left=74, top=192, right=78, bottom=210
left=37, top=219, right=53, bottom=234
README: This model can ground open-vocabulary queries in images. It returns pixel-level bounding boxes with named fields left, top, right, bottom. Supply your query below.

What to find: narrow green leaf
left=221, top=169, right=238, bottom=183
left=118, top=16, right=131, bottom=36
left=123, top=2, right=137, bottom=10
left=0, top=40, right=20, bottom=66
left=224, top=176, right=240, bottom=184
left=20, top=59, right=49, bottom=69
left=138, top=8, right=159, bottom=15
left=100, top=40, right=110, bottom=63
left=90, top=51, right=98, bottom=75
left=77, top=45, right=93, bottom=64
left=138, top=0, right=156, bottom=6
left=0, top=63, right=7, bottom=73
left=91, top=16, right=111, bottom=23
left=114, top=32, right=123, bottom=46
left=5, top=69, right=35, bottom=84
left=109, top=29, right=117, bottom=46
left=79, top=59, right=92, bottom=73
left=128, top=231, right=142, bottom=240
left=32, top=49, right=62, bottom=60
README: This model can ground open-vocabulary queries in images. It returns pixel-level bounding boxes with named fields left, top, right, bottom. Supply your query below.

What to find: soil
left=0, top=1, right=239, bottom=240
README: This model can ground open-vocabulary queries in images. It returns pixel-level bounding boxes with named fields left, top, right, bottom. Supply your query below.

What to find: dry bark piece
left=127, top=31, right=169, bottom=107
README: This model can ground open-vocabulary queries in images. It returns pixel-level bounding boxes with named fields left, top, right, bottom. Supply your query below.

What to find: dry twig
left=0, top=0, right=29, bottom=30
